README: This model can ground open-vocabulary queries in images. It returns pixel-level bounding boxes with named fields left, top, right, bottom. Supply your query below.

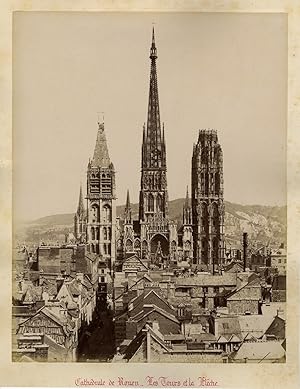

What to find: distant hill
left=16, top=199, right=286, bottom=248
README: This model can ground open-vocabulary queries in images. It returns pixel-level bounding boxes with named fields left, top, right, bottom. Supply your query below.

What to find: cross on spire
left=97, top=111, right=105, bottom=125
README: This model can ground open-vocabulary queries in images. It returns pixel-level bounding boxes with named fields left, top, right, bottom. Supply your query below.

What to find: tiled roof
left=130, top=304, right=180, bottom=325
left=232, top=341, right=285, bottom=361
left=192, top=333, right=216, bottom=342
left=175, top=273, right=237, bottom=287
left=40, top=278, right=57, bottom=296
left=42, top=306, right=75, bottom=333
left=223, top=261, right=244, bottom=272
left=226, top=278, right=261, bottom=300
left=260, top=302, right=286, bottom=319
left=67, top=281, right=80, bottom=297
left=265, top=316, right=285, bottom=339
left=129, top=289, right=174, bottom=317
left=123, top=329, right=145, bottom=360
left=23, top=286, right=43, bottom=303
left=238, top=315, right=274, bottom=339
left=215, top=315, right=242, bottom=338
left=164, top=334, right=185, bottom=341
left=124, top=325, right=169, bottom=361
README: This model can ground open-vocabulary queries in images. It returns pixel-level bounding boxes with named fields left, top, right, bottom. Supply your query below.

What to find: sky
left=13, top=12, right=287, bottom=222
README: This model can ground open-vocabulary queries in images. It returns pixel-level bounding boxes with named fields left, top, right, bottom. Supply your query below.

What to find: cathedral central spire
left=143, top=27, right=164, bottom=169
left=139, top=29, right=168, bottom=222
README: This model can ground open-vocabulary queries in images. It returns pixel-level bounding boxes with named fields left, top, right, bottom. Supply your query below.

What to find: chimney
left=146, top=325, right=151, bottom=363
left=167, top=283, right=175, bottom=298
left=76, top=272, right=84, bottom=283
left=152, top=319, right=160, bottom=334
left=277, top=308, right=284, bottom=317
left=243, top=233, right=248, bottom=271
left=56, top=276, right=64, bottom=293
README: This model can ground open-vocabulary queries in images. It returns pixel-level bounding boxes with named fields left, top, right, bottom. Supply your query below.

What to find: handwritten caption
left=75, top=376, right=218, bottom=387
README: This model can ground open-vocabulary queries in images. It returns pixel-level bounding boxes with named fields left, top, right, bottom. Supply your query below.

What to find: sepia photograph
left=12, top=11, right=288, bottom=366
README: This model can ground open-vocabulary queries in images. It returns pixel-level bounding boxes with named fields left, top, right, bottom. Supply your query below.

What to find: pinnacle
left=91, top=121, right=111, bottom=167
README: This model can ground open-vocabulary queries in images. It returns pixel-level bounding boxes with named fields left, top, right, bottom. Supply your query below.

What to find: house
left=171, top=272, right=238, bottom=312
left=226, top=277, right=262, bottom=314
left=118, top=324, right=225, bottom=363
left=209, top=314, right=243, bottom=352
left=17, top=304, right=77, bottom=362
left=238, top=314, right=274, bottom=339
left=272, top=275, right=286, bottom=302
left=38, top=246, right=75, bottom=275
left=115, top=289, right=181, bottom=346
left=12, top=333, right=49, bottom=362
left=126, top=289, right=180, bottom=338
left=56, top=273, right=96, bottom=326
left=122, top=253, right=149, bottom=273
left=270, top=247, right=286, bottom=275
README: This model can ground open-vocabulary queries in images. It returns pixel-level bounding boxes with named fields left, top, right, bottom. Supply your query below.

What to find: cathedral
left=73, top=28, right=225, bottom=273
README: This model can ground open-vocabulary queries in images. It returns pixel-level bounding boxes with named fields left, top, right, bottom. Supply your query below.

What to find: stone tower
left=86, top=121, right=116, bottom=271
left=139, top=28, right=168, bottom=223
left=191, top=129, right=225, bottom=268
left=74, top=184, right=86, bottom=243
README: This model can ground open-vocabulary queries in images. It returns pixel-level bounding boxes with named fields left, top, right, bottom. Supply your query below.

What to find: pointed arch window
left=103, top=205, right=111, bottom=223
left=148, top=193, right=154, bottom=212
left=103, top=227, right=107, bottom=240
left=142, top=240, right=148, bottom=254
left=91, top=204, right=100, bottom=222
left=91, top=227, right=95, bottom=241
left=157, top=194, right=162, bottom=213
left=126, top=239, right=133, bottom=252
left=134, top=239, right=141, bottom=251
left=215, top=172, right=220, bottom=194
left=184, top=241, right=191, bottom=251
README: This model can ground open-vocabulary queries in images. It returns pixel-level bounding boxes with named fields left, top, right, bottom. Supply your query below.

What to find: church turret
left=86, top=121, right=116, bottom=272
left=124, top=189, right=132, bottom=224
left=74, top=184, right=86, bottom=242
left=182, top=186, right=193, bottom=260
left=139, top=28, right=168, bottom=222
left=183, top=186, right=192, bottom=225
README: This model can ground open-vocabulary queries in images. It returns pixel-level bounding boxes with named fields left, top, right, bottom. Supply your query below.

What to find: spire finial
left=152, top=25, right=155, bottom=45
left=126, top=189, right=131, bottom=209
left=185, top=185, right=190, bottom=208
left=125, top=189, right=132, bottom=224
left=97, top=111, right=105, bottom=128
left=150, top=25, right=157, bottom=59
